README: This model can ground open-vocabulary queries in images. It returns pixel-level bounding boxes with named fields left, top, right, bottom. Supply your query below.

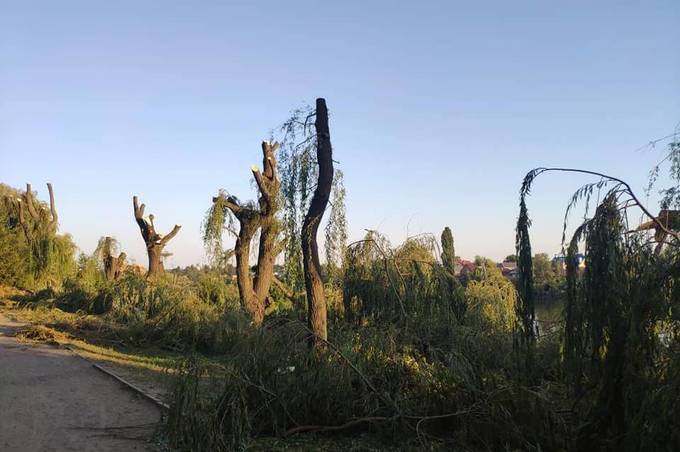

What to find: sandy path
left=0, top=315, right=163, bottom=452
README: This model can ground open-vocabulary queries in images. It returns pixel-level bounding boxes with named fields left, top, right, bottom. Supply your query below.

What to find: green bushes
left=343, top=232, right=465, bottom=323
left=45, top=264, right=246, bottom=351
left=0, top=183, right=76, bottom=290
left=94, top=274, right=226, bottom=350
left=464, top=258, right=517, bottom=332
left=195, top=271, right=239, bottom=309
left=169, top=319, right=566, bottom=451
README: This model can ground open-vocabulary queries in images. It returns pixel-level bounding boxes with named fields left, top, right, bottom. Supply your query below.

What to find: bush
left=464, top=258, right=517, bottom=332
left=168, top=319, right=566, bottom=451
left=96, top=274, right=225, bottom=350
left=195, top=271, right=239, bottom=309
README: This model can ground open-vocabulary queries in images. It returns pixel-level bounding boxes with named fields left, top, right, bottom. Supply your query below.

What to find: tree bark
left=302, top=98, right=334, bottom=347
left=234, top=217, right=263, bottom=325
left=133, top=196, right=181, bottom=278
left=102, top=236, right=126, bottom=281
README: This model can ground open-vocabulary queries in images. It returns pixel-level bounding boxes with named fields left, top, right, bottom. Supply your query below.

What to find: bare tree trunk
left=254, top=218, right=276, bottom=305
left=210, top=141, right=281, bottom=326
left=302, top=98, right=334, bottom=347
left=133, top=196, right=181, bottom=278
left=233, top=220, right=263, bottom=325
left=102, top=236, right=127, bottom=281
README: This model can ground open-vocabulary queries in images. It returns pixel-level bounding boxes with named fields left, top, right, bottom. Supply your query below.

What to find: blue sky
left=1, top=1, right=678, bottom=267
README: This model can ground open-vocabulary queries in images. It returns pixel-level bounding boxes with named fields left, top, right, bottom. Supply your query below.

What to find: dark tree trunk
left=133, top=196, right=181, bottom=278
left=302, top=98, right=334, bottom=347
left=211, top=141, right=281, bottom=326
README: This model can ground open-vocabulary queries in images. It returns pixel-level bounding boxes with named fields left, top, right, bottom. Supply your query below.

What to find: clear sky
left=1, top=1, right=679, bottom=267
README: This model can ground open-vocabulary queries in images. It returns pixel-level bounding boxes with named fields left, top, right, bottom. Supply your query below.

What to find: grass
left=1, top=299, right=422, bottom=451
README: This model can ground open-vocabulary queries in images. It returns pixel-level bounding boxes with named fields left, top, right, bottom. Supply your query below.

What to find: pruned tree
left=277, top=103, right=347, bottom=299
left=4, top=183, right=69, bottom=282
left=133, top=196, right=181, bottom=278
left=96, top=236, right=127, bottom=281
left=204, top=141, right=281, bottom=326
left=12, top=183, right=58, bottom=239
left=302, top=98, right=334, bottom=347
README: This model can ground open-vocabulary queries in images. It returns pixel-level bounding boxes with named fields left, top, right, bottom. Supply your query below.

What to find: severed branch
left=46, top=182, right=58, bottom=230
left=23, top=183, right=40, bottom=220
left=14, top=182, right=59, bottom=236
left=160, top=224, right=182, bottom=246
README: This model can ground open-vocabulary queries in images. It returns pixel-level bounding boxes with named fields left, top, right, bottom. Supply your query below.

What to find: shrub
left=464, top=258, right=517, bottom=332
left=168, top=319, right=566, bottom=451
left=97, top=274, right=225, bottom=350
left=195, top=271, right=239, bottom=309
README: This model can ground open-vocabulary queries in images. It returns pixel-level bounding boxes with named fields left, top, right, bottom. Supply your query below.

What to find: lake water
left=535, top=298, right=565, bottom=337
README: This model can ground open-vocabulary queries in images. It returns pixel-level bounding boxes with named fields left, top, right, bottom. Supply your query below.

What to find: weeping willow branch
left=515, top=195, right=536, bottom=346
left=527, top=167, right=680, bottom=244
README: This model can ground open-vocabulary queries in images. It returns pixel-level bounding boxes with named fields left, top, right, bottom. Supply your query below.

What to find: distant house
left=454, top=259, right=475, bottom=277
left=497, top=260, right=519, bottom=279
left=552, top=253, right=585, bottom=270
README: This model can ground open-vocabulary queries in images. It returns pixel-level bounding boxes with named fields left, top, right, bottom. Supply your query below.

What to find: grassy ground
left=0, top=295, right=179, bottom=406
left=0, top=290, right=420, bottom=451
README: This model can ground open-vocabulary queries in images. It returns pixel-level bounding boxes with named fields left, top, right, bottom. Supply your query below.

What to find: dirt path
left=0, top=315, right=163, bottom=452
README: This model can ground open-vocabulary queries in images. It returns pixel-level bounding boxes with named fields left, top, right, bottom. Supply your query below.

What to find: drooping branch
left=516, top=166, right=675, bottom=367
left=132, top=195, right=181, bottom=278
left=516, top=196, right=536, bottom=348
left=527, top=167, right=680, bottom=244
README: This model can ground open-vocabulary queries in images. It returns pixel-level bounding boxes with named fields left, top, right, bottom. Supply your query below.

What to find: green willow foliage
left=343, top=230, right=469, bottom=324
left=516, top=174, right=537, bottom=348
left=0, top=183, right=75, bottom=289
left=648, top=140, right=680, bottom=209
left=277, top=105, right=347, bottom=291
left=464, top=258, right=517, bottom=332
left=202, top=189, right=241, bottom=265
left=324, top=168, right=347, bottom=284
left=518, top=137, right=680, bottom=449
left=563, top=196, right=680, bottom=449
left=278, top=106, right=317, bottom=292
